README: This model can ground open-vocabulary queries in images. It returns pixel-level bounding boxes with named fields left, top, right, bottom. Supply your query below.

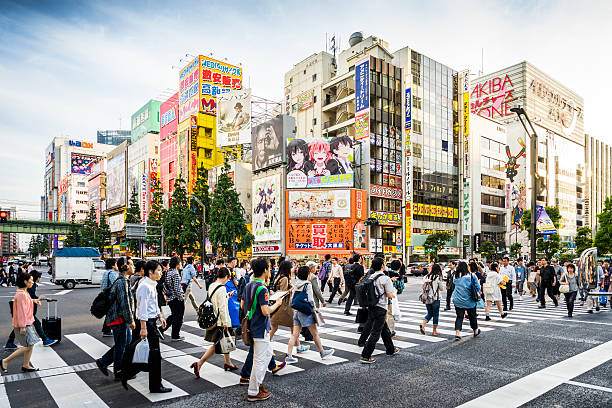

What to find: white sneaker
left=320, top=349, right=335, bottom=359
left=285, top=355, right=298, bottom=364
left=296, top=345, right=310, bottom=353
left=519, top=296, right=523, bottom=301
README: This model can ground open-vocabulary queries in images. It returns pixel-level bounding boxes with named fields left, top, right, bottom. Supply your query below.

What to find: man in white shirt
left=499, top=256, right=516, bottom=311
left=327, top=257, right=345, bottom=303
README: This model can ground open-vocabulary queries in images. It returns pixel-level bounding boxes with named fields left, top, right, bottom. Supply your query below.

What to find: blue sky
left=1, top=0, right=610, bottom=220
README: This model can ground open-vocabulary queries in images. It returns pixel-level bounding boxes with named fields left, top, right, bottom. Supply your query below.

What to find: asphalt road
left=0, top=274, right=611, bottom=408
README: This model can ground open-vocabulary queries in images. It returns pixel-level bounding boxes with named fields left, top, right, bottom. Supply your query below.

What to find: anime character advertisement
left=252, top=173, right=281, bottom=242
left=286, top=136, right=354, bottom=189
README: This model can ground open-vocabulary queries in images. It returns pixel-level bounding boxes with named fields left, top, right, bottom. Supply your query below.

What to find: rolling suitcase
left=42, top=301, right=62, bottom=343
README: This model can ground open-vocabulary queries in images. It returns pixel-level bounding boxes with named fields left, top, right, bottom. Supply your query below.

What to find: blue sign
left=405, top=88, right=412, bottom=130
left=355, top=58, right=370, bottom=112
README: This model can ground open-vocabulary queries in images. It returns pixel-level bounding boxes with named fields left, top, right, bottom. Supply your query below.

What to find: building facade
left=97, top=130, right=131, bottom=146
left=131, top=100, right=161, bottom=142
left=585, top=134, right=612, bottom=233
left=0, top=208, right=18, bottom=255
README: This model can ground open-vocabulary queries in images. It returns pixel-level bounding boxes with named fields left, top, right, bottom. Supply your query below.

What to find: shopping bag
left=391, top=296, right=402, bottom=321
left=355, top=307, right=368, bottom=324
left=219, top=329, right=236, bottom=354
left=132, top=338, right=149, bottom=364
left=314, top=310, right=325, bottom=326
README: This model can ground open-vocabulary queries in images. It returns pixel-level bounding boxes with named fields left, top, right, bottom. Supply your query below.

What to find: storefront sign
left=200, top=56, right=242, bottom=116
left=370, top=184, right=402, bottom=200
left=405, top=87, right=411, bottom=131
left=58, top=177, right=69, bottom=195
left=354, top=56, right=370, bottom=140
left=149, top=158, right=158, bottom=210
left=179, top=57, right=200, bottom=123
left=253, top=174, right=281, bottom=242
left=463, top=180, right=471, bottom=236
left=462, top=70, right=470, bottom=175
left=141, top=174, right=147, bottom=222
left=405, top=205, right=412, bottom=247
left=108, top=213, right=125, bottom=233
left=287, top=219, right=350, bottom=250
left=288, top=190, right=351, bottom=219
left=413, top=204, right=459, bottom=219
left=383, top=245, right=401, bottom=254
left=370, top=211, right=402, bottom=226
left=217, top=89, right=252, bottom=147
left=68, top=140, right=93, bottom=148
left=252, top=244, right=281, bottom=255
left=470, top=74, right=515, bottom=119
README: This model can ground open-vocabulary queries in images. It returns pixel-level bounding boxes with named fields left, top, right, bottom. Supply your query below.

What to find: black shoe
left=596, top=307, right=600, bottom=311
left=501, top=313, right=508, bottom=319
left=95, top=359, right=109, bottom=376
left=503, top=307, right=507, bottom=311
left=587, top=310, right=594, bottom=314
left=121, top=376, right=129, bottom=390
left=358, top=343, right=365, bottom=347
left=444, top=308, right=451, bottom=311
left=485, top=316, right=491, bottom=321
left=150, top=386, right=172, bottom=393
left=21, top=366, right=39, bottom=372
left=338, top=299, right=343, bottom=305
left=473, top=329, right=481, bottom=337
left=538, top=305, right=545, bottom=309
left=344, top=312, right=352, bottom=316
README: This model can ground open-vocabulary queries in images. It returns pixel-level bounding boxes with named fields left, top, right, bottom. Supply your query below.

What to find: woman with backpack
left=451, top=262, right=481, bottom=341
left=419, top=263, right=443, bottom=336
left=190, top=267, right=238, bottom=377
left=483, top=263, right=507, bottom=321
left=285, top=266, right=335, bottom=364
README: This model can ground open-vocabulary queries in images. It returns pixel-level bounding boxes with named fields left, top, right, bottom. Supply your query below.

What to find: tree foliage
left=78, top=206, right=111, bottom=254
left=510, top=242, right=522, bottom=259
left=192, top=165, right=211, bottom=260
left=125, top=187, right=142, bottom=255
left=479, top=240, right=496, bottom=261
left=423, top=232, right=452, bottom=257
left=163, top=176, right=197, bottom=259
left=537, top=233, right=561, bottom=259
left=28, top=235, right=49, bottom=258
left=522, top=206, right=562, bottom=236
left=208, top=163, right=253, bottom=256
left=594, top=197, right=612, bottom=255
left=146, top=181, right=164, bottom=253
left=575, top=226, right=594, bottom=256
left=63, top=212, right=80, bottom=248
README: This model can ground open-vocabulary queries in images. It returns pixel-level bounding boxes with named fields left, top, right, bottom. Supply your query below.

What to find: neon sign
left=470, top=74, right=515, bottom=119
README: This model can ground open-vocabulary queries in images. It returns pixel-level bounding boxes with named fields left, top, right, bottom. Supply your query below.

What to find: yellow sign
left=463, top=91, right=470, bottom=136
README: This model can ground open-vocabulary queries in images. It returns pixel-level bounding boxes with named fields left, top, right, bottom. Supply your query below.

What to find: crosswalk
left=0, top=295, right=608, bottom=407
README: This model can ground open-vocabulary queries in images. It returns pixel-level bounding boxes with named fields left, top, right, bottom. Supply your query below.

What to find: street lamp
left=510, top=105, right=538, bottom=263
left=188, top=195, right=207, bottom=267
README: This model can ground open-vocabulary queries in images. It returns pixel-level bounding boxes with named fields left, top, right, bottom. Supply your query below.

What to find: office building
left=584, top=134, right=612, bottom=233
left=97, top=130, right=131, bottom=146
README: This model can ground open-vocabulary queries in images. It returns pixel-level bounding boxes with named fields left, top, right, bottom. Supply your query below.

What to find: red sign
left=58, top=177, right=69, bottom=195
left=370, top=184, right=402, bottom=200
left=470, top=74, right=515, bottom=119
left=312, top=224, right=328, bottom=249
left=252, top=245, right=281, bottom=254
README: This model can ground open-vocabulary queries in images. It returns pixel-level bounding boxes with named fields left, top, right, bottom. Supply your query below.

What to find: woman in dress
left=483, top=263, right=508, bottom=321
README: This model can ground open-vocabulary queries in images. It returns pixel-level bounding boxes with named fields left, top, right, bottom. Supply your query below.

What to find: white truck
left=51, top=247, right=106, bottom=289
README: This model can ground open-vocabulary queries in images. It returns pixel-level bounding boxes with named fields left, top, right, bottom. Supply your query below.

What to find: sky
left=1, top=0, right=611, bottom=224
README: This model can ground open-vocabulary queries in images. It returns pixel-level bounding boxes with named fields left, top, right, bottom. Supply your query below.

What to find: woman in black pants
left=451, top=262, right=481, bottom=341
left=560, top=264, right=579, bottom=318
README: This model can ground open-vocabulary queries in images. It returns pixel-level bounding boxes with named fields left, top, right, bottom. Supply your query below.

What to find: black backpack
left=91, top=275, right=120, bottom=319
left=355, top=272, right=384, bottom=307
left=197, top=284, right=224, bottom=330
left=343, top=264, right=356, bottom=286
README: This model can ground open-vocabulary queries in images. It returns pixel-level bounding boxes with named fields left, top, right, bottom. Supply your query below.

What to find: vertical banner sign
left=462, top=70, right=470, bottom=175
left=149, top=158, right=158, bottom=211
left=354, top=56, right=370, bottom=141
left=178, top=58, right=200, bottom=123
left=141, top=174, right=147, bottom=223
left=190, top=117, right=197, bottom=194
left=463, top=180, right=471, bottom=237
left=404, top=84, right=412, bottom=249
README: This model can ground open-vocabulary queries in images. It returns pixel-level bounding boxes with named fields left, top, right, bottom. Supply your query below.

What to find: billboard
left=288, top=190, right=350, bottom=219
left=286, top=219, right=353, bottom=251
left=217, top=89, right=251, bottom=147
left=200, top=56, right=243, bottom=116
left=252, top=173, right=281, bottom=242
left=370, top=211, right=402, bottom=226
left=71, top=153, right=100, bottom=175
left=286, top=136, right=354, bottom=188
left=131, top=100, right=161, bottom=141
left=252, top=116, right=290, bottom=171
left=106, top=152, right=126, bottom=210
left=297, top=89, right=314, bottom=111
left=179, top=57, right=200, bottom=123
left=160, top=93, right=178, bottom=141
left=108, top=213, right=125, bottom=233
left=354, top=56, right=370, bottom=141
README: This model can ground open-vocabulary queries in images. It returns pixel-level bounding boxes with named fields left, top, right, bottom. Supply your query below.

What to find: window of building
left=204, top=149, right=212, bottom=159
left=481, top=193, right=505, bottom=208
left=313, top=95, right=317, bottom=104
left=313, top=118, right=317, bottom=126
left=312, top=73, right=317, bottom=82
left=442, top=140, right=448, bottom=152
left=481, top=155, right=505, bottom=172
left=169, top=179, right=175, bottom=192
left=482, top=212, right=505, bottom=227
left=77, top=182, right=86, bottom=187
left=155, top=146, right=159, bottom=155
left=480, top=136, right=505, bottom=154
left=481, top=174, right=505, bottom=190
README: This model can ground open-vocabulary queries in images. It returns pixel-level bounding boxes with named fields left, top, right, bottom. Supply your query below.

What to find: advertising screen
left=251, top=116, right=287, bottom=171
left=288, top=190, right=350, bottom=219
left=286, top=136, right=354, bottom=188
left=106, top=152, right=126, bottom=210
left=217, top=89, right=251, bottom=147
left=70, top=153, right=100, bottom=175
left=252, top=173, right=281, bottom=242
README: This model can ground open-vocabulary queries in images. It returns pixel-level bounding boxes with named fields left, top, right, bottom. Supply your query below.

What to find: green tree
left=479, top=240, right=496, bottom=261
left=522, top=206, right=562, bottom=236
left=63, top=212, right=80, bottom=247
left=80, top=206, right=98, bottom=247
left=28, top=235, right=41, bottom=258
left=575, top=226, right=594, bottom=256
left=97, top=214, right=111, bottom=255
left=192, top=165, right=211, bottom=260
left=558, top=251, right=575, bottom=264
left=594, top=198, right=612, bottom=255
left=423, top=232, right=452, bottom=258
left=537, top=233, right=561, bottom=259
left=125, top=187, right=142, bottom=255
left=208, top=163, right=253, bottom=256
left=510, top=242, right=522, bottom=259
left=147, top=181, right=165, bottom=254
left=163, top=176, right=197, bottom=259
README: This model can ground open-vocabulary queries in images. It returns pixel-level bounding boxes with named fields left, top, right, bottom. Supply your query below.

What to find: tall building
left=0, top=207, right=18, bottom=255
left=43, top=137, right=115, bottom=224
left=585, top=134, right=612, bottom=233
left=131, top=100, right=161, bottom=142
left=159, top=93, right=179, bottom=197
left=472, top=61, right=585, bottom=243
left=97, top=130, right=131, bottom=146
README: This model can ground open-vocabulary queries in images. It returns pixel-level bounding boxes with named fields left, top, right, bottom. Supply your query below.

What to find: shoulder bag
left=241, top=284, right=265, bottom=346
left=559, top=273, right=570, bottom=293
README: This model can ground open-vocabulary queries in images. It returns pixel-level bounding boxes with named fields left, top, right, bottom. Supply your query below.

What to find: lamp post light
left=510, top=105, right=538, bottom=263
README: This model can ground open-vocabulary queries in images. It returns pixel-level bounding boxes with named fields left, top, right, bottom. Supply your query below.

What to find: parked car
left=407, top=263, right=428, bottom=276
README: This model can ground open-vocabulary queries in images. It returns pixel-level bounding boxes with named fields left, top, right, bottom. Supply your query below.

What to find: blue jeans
left=424, top=300, right=440, bottom=325
left=100, top=322, right=132, bottom=373
left=240, top=343, right=276, bottom=378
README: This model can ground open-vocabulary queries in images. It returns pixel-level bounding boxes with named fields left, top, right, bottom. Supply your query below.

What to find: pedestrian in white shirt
left=327, top=258, right=344, bottom=303
left=499, top=257, right=516, bottom=311
left=121, top=260, right=172, bottom=394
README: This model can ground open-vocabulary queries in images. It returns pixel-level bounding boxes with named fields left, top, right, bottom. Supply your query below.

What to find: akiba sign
left=470, top=74, right=515, bottom=119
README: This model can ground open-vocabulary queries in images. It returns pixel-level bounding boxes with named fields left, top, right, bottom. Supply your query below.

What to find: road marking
left=0, top=384, right=9, bottom=408
left=456, top=339, right=612, bottom=407
left=54, top=290, right=73, bottom=295
left=65, top=333, right=187, bottom=402
left=566, top=380, right=612, bottom=393
left=271, top=340, right=347, bottom=365
left=273, top=326, right=384, bottom=355
left=29, top=343, right=108, bottom=408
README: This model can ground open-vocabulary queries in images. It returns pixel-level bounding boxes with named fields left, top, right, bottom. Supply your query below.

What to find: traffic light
left=0, top=211, right=7, bottom=223
left=364, top=217, right=379, bottom=227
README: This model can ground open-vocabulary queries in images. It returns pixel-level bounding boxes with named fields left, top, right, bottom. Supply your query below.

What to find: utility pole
left=510, top=106, right=538, bottom=263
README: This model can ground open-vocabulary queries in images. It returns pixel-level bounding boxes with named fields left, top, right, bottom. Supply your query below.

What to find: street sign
left=463, top=236, right=470, bottom=247
left=473, top=233, right=481, bottom=252
left=125, top=223, right=146, bottom=240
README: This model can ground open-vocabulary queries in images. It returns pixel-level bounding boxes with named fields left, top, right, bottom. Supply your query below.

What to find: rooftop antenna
left=329, top=34, right=339, bottom=67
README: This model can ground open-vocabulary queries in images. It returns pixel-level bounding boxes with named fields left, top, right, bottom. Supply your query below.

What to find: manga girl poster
left=252, top=173, right=281, bottom=241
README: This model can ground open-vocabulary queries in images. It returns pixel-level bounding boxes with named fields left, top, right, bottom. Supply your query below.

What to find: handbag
left=291, top=283, right=314, bottom=315
left=355, top=307, right=368, bottom=324
left=559, top=274, right=570, bottom=294
left=219, top=329, right=236, bottom=353
left=476, top=299, right=486, bottom=309
left=132, top=338, right=149, bottom=364
left=313, top=310, right=325, bottom=326
left=469, top=274, right=480, bottom=302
